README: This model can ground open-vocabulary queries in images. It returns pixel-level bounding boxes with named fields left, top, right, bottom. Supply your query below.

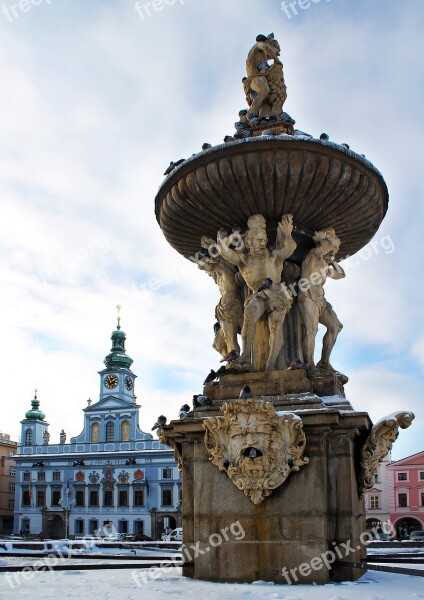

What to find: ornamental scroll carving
left=203, top=399, right=309, bottom=504
left=359, top=411, right=415, bottom=496
left=158, top=428, right=183, bottom=472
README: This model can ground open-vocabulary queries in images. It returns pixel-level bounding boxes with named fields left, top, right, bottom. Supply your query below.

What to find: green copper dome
left=103, top=319, right=134, bottom=370
left=25, top=391, right=46, bottom=421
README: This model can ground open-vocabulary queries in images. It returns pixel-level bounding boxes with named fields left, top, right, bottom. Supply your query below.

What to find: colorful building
left=0, top=433, right=17, bottom=534
left=13, top=319, right=181, bottom=539
left=388, top=450, right=424, bottom=537
left=364, top=451, right=392, bottom=532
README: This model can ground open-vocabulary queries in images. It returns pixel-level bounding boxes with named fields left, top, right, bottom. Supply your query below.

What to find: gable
left=85, top=396, right=136, bottom=412
left=390, top=450, right=424, bottom=467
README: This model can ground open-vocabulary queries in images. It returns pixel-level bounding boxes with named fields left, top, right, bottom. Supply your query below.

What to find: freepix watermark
left=1, top=0, right=52, bottom=22
left=131, top=520, right=245, bottom=586
left=281, top=0, right=332, bottom=20
left=281, top=521, right=394, bottom=584
left=134, top=0, right=185, bottom=21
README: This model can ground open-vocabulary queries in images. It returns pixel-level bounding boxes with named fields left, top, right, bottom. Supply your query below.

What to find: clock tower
left=98, top=311, right=136, bottom=403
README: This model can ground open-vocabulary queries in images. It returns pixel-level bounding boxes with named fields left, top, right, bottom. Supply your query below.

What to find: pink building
left=388, top=450, right=424, bottom=537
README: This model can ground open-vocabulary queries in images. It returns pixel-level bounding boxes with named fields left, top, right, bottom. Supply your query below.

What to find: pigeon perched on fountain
left=163, top=159, right=184, bottom=176
left=179, top=404, right=191, bottom=419
left=239, top=384, right=252, bottom=399
left=193, top=394, right=213, bottom=408
left=151, top=415, right=167, bottom=430
left=202, top=143, right=212, bottom=150
left=220, top=349, right=240, bottom=363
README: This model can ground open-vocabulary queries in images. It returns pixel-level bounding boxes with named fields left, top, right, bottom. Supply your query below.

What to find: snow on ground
left=1, top=569, right=424, bottom=599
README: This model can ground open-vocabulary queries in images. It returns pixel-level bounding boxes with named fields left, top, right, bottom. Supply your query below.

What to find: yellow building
left=0, top=433, right=17, bottom=534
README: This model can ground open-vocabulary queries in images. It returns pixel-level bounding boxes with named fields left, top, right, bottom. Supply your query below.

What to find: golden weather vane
left=116, top=304, right=122, bottom=329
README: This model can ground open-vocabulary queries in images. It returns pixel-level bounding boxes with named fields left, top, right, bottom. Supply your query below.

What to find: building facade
left=388, top=450, right=424, bottom=537
left=13, top=320, right=181, bottom=539
left=0, top=433, right=17, bottom=534
left=364, top=451, right=392, bottom=531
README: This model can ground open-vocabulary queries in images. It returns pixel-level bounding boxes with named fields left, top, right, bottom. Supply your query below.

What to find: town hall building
left=13, top=317, right=181, bottom=539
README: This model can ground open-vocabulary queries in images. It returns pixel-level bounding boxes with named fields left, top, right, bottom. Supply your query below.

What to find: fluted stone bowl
left=154, top=135, right=389, bottom=262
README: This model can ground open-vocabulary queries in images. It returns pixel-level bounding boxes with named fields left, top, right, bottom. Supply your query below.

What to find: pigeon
left=202, top=143, right=212, bottom=150
left=224, top=135, right=235, bottom=143
left=179, top=404, right=191, bottom=419
left=203, top=369, right=217, bottom=385
left=279, top=112, right=296, bottom=125
left=248, top=448, right=260, bottom=458
left=257, top=278, right=272, bottom=292
left=262, top=129, right=276, bottom=136
left=163, top=159, right=184, bottom=176
left=234, top=129, right=253, bottom=139
left=293, top=129, right=312, bottom=138
left=320, top=133, right=330, bottom=141
left=198, top=247, right=210, bottom=258
left=220, top=349, right=240, bottom=363
left=239, top=384, right=252, bottom=399
left=213, top=322, right=221, bottom=334
left=342, top=143, right=350, bottom=149
left=151, top=415, right=167, bottom=430
left=215, top=365, right=227, bottom=378
left=193, top=394, right=213, bottom=408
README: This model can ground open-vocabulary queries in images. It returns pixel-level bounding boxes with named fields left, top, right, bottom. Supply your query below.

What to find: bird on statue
left=151, top=415, right=167, bottom=430
left=213, top=322, right=220, bottom=334
left=163, top=159, right=184, bottom=176
left=239, top=384, right=252, bottom=399
left=257, top=277, right=273, bottom=292
left=179, top=404, right=191, bottom=419
left=202, top=143, right=212, bottom=150
left=320, top=133, right=330, bottom=141
left=203, top=369, right=217, bottom=384
left=223, top=135, right=235, bottom=143
left=220, top=349, right=240, bottom=363
left=193, top=394, right=213, bottom=408
left=215, top=365, right=227, bottom=378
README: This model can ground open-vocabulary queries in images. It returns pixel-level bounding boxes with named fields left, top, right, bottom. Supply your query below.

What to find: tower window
left=25, top=430, right=33, bottom=445
left=121, top=421, right=130, bottom=442
left=106, top=422, right=114, bottom=442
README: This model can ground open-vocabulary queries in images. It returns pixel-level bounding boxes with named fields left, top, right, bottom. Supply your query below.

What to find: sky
left=0, top=0, right=423, bottom=461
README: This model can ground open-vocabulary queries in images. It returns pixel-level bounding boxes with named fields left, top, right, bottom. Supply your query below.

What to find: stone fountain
left=153, top=33, right=414, bottom=584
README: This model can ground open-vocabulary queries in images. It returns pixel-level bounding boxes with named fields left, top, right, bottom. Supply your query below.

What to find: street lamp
left=58, top=497, right=76, bottom=539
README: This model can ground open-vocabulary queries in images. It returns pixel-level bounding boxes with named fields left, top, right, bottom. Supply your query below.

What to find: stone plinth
left=162, top=401, right=370, bottom=584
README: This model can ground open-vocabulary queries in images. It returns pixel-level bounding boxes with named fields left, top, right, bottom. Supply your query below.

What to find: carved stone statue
left=297, top=228, right=345, bottom=374
left=218, top=214, right=296, bottom=371
left=43, top=430, right=50, bottom=445
left=244, top=33, right=287, bottom=124
left=60, top=429, right=66, bottom=444
left=197, top=237, right=244, bottom=357
left=359, top=411, right=415, bottom=495
left=203, top=399, right=309, bottom=504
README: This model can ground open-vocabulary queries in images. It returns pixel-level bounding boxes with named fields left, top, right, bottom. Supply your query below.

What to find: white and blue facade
left=13, top=322, right=181, bottom=539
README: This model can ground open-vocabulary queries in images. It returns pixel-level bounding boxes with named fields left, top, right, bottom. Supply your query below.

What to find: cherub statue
left=43, top=430, right=50, bottom=445
left=60, top=430, right=66, bottom=444
left=297, top=228, right=346, bottom=374
left=217, top=214, right=296, bottom=371
left=197, top=237, right=244, bottom=358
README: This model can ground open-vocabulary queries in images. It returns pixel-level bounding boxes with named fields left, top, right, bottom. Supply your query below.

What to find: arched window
left=106, top=422, right=114, bottom=442
left=25, top=429, right=32, bottom=445
left=91, top=422, right=99, bottom=443
left=121, top=421, right=130, bottom=442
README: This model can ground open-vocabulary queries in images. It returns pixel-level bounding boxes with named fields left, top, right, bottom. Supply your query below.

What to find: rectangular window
left=23, top=472, right=30, bottom=482
left=373, top=471, right=380, bottom=483
left=89, top=490, right=99, bottom=506
left=51, top=490, right=61, bottom=506
left=104, top=490, right=113, bottom=507
left=420, top=472, right=424, bottom=481
left=22, top=489, right=31, bottom=506
left=8, top=499, right=14, bottom=510
left=118, top=490, right=128, bottom=507
left=370, top=495, right=379, bottom=509
left=9, top=482, right=15, bottom=493
left=76, top=490, right=85, bottom=507
left=397, top=472, right=408, bottom=481
left=421, top=492, right=424, bottom=507
left=37, top=471, right=46, bottom=482
left=119, top=520, right=128, bottom=534
left=398, top=493, right=408, bottom=507
left=134, top=489, right=144, bottom=507
left=36, top=490, right=45, bottom=506
left=161, top=487, right=173, bottom=507
left=89, top=520, right=98, bottom=535
left=9, top=467, right=16, bottom=476
left=53, top=471, right=61, bottom=481
left=75, top=520, right=84, bottom=535
left=162, top=468, right=172, bottom=479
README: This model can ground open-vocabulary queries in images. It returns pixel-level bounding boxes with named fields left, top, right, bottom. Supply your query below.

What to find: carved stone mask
left=203, top=399, right=309, bottom=504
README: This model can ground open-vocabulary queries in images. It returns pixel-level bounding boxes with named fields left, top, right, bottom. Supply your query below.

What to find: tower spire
left=103, top=306, right=133, bottom=370
left=116, top=304, right=122, bottom=330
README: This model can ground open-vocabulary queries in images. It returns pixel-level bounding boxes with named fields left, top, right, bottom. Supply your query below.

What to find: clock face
left=104, top=374, right=119, bottom=389
left=125, top=376, right=133, bottom=391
